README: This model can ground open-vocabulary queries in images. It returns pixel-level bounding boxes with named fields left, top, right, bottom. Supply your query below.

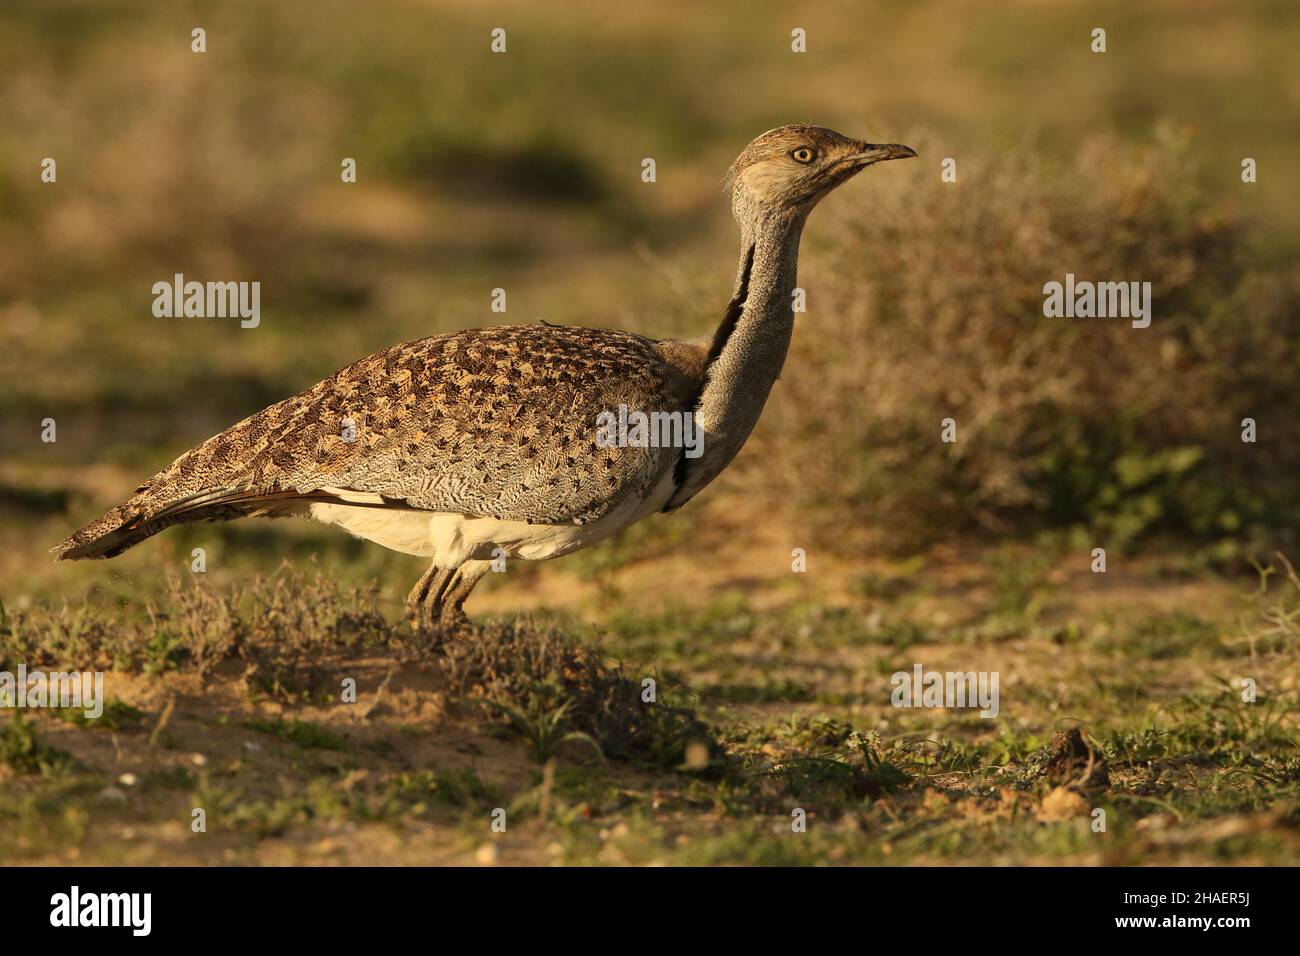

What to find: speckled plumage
left=54, top=324, right=702, bottom=559
left=56, top=124, right=913, bottom=630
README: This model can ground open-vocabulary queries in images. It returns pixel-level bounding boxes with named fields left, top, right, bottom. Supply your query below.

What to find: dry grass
left=0, top=564, right=389, bottom=684
left=3, top=554, right=1297, bottom=865
left=409, top=618, right=717, bottom=769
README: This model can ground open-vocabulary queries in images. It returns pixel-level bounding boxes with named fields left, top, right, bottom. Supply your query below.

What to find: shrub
left=759, top=126, right=1300, bottom=552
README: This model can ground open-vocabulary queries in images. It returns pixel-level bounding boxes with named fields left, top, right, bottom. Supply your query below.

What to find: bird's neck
left=715, top=207, right=806, bottom=403
left=668, top=204, right=807, bottom=508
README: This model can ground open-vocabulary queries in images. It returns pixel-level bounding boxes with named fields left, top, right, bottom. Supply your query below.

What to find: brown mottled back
left=55, top=324, right=702, bottom=559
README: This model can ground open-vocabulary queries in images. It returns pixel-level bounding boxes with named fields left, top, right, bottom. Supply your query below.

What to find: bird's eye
left=790, top=147, right=816, bottom=164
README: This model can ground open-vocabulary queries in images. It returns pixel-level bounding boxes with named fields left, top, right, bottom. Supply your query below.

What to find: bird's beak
left=846, top=143, right=917, bottom=167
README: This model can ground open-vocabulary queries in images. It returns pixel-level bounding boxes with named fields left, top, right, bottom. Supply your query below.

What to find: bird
left=54, top=124, right=915, bottom=634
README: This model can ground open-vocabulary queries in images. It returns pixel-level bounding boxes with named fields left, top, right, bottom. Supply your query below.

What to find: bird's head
left=726, top=124, right=915, bottom=220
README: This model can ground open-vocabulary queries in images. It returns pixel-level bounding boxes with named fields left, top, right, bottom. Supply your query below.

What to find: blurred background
left=2, top=0, right=1299, bottom=605
left=4, top=0, right=1300, bottom=869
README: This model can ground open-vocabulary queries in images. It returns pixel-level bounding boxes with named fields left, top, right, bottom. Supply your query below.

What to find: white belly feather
left=307, top=471, right=676, bottom=568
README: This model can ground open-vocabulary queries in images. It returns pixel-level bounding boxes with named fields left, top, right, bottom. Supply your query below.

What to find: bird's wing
left=124, top=324, right=700, bottom=527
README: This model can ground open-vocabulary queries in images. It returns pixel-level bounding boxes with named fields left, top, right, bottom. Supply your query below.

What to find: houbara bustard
left=55, top=125, right=914, bottom=633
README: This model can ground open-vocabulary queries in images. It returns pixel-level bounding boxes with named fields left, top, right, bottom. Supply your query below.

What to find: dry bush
left=441, top=618, right=716, bottom=769
left=1, top=576, right=716, bottom=767
left=760, top=126, right=1300, bottom=552
left=0, top=564, right=389, bottom=692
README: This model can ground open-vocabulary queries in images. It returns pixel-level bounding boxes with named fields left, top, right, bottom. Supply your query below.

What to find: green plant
left=0, top=712, right=73, bottom=776
left=486, top=698, right=604, bottom=763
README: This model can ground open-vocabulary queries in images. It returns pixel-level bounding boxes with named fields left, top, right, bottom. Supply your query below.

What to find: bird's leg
left=405, top=563, right=455, bottom=636
left=405, top=563, right=437, bottom=631
left=439, top=560, right=492, bottom=634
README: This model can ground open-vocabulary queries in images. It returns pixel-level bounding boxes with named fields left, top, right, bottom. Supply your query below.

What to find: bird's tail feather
left=52, top=498, right=159, bottom=560
left=51, top=487, right=296, bottom=561
left=52, top=486, right=390, bottom=561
